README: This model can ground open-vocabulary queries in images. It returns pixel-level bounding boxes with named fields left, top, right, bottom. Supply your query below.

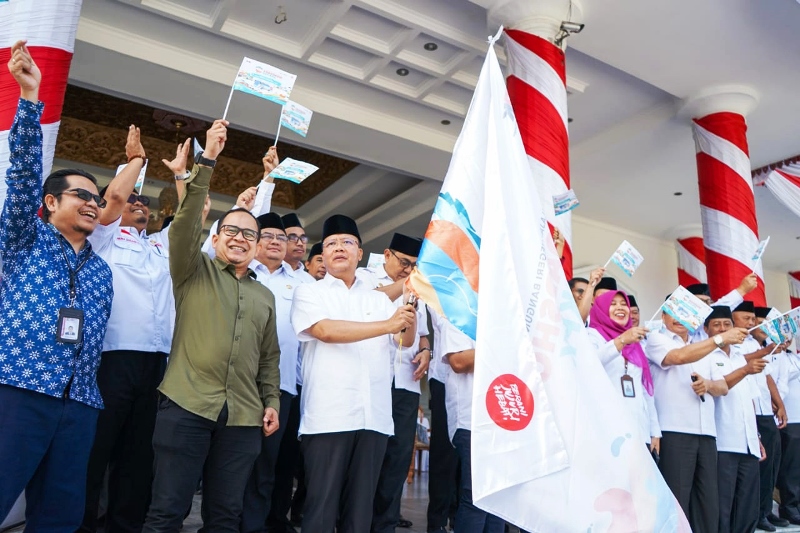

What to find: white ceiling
left=66, top=0, right=800, bottom=266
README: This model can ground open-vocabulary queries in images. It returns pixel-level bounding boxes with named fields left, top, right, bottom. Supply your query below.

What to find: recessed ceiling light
left=441, top=119, right=451, bottom=125
left=568, top=117, right=573, bottom=123
left=424, top=42, right=438, bottom=51
left=396, top=68, right=409, bottom=76
left=673, top=192, right=683, bottom=196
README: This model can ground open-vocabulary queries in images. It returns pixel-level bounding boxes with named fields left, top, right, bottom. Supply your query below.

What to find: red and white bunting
left=676, top=236, right=707, bottom=287
left=762, top=164, right=800, bottom=220
left=692, top=112, right=766, bottom=305
left=505, top=29, right=572, bottom=279
left=789, top=272, right=800, bottom=310
left=0, top=0, right=82, bottom=212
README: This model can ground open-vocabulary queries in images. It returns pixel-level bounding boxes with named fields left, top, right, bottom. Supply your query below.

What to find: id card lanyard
left=620, top=359, right=636, bottom=398
left=55, top=237, right=90, bottom=345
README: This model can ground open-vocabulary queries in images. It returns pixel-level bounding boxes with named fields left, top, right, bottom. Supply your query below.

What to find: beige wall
left=571, top=215, right=792, bottom=316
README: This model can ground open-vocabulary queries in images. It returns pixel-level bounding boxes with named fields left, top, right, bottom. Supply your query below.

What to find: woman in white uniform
left=587, top=291, right=661, bottom=454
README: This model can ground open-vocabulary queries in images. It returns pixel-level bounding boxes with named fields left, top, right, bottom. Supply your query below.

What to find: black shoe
left=779, top=508, right=800, bottom=525
left=767, top=513, right=790, bottom=527
left=397, top=518, right=413, bottom=528
left=757, top=516, right=777, bottom=531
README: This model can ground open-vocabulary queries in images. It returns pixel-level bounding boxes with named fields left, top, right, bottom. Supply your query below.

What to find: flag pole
left=274, top=122, right=283, bottom=146
left=222, top=85, right=236, bottom=121
left=648, top=305, right=663, bottom=325
left=747, top=307, right=795, bottom=333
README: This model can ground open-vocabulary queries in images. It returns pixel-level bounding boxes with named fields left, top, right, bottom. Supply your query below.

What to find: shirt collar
left=213, top=256, right=257, bottom=279
left=322, top=271, right=369, bottom=290
left=120, top=225, right=148, bottom=238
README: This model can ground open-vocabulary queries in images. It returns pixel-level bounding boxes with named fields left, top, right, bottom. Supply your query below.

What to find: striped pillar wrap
left=789, top=272, right=800, bottom=309
left=0, top=0, right=83, bottom=213
left=692, top=112, right=766, bottom=305
left=504, top=29, right=572, bottom=279
left=675, top=236, right=707, bottom=287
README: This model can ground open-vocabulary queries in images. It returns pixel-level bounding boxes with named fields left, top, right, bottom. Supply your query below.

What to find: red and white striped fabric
left=504, top=29, right=572, bottom=279
left=692, top=112, right=766, bottom=305
left=789, top=272, right=800, bottom=309
left=0, top=0, right=82, bottom=213
left=676, top=236, right=707, bottom=287
left=762, top=164, right=800, bottom=219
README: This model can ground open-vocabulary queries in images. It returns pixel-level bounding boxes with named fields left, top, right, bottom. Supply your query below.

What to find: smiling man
left=291, top=215, right=417, bottom=533
left=0, top=41, right=114, bottom=531
left=142, top=120, right=282, bottom=533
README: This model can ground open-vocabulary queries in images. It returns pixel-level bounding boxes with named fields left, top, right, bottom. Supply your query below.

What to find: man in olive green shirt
left=142, top=119, right=281, bottom=533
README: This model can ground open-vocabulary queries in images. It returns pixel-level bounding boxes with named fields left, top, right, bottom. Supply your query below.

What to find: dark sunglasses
left=56, top=188, right=107, bottom=208
left=127, top=194, right=150, bottom=206
left=219, top=225, right=259, bottom=242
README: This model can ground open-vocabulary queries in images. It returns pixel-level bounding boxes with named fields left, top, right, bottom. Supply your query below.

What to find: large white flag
left=429, top=34, right=690, bottom=532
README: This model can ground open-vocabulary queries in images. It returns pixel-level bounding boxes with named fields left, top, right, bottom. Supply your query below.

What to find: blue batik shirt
left=0, top=98, right=113, bottom=409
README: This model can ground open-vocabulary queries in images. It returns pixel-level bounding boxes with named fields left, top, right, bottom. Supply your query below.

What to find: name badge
left=56, top=307, right=84, bottom=344
left=620, top=374, right=635, bottom=398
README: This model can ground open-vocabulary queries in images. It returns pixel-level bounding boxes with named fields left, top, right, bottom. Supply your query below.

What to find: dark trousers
left=717, top=451, right=759, bottom=533
left=268, top=385, right=304, bottom=532
left=426, top=378, right=459, bottom=530
left=659, top=431, right=719, bottom=533
left=0, top=385, right=99, bottom=531
left=142, top=397, right=261, bottom=533
left=778, top=423, right=800, bottom=514
left=452, top=429, right=504, bottom=533
left=372, top=385, right=420, bottom=533
left=757, top=415, right=782, bottom=517
left=302, top=430, right=388, bottom=533
left=81, top=350, right=166, bottom=533
left=239, top=390, right=293, bottom=533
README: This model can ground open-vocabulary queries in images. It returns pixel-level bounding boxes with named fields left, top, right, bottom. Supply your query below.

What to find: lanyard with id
left=55, top=238, right=90, bottom=344
left=620, top=359, right=636, bottom=398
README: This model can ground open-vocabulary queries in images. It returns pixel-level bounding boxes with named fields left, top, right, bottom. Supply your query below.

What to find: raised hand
left=236, top=186, right=258, bottom=211
left=8, top=40, right=41, bottom=101
left=203, top=119, right=229, bottom=161
left=125, top=125, right=146, bottom=160
left=263, top=146, right=279, bottom=177
left=162, top=138, right=191, bottom=176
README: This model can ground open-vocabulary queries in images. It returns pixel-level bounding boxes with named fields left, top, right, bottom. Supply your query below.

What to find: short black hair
left=217, top=208, right=261, bottom=240
left=41, top=168, right=99, bottom=222
left=568, top=277, right=589, bottom=290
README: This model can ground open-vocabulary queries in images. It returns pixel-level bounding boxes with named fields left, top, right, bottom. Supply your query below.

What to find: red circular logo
left=485, top=374, right=534, bottom=431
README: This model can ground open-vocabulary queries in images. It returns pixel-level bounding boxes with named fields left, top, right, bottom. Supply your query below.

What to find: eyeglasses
left=389, top=249, right=417, bottom=270
left=260, top=232, right=288, bottom=242
left=127, top=194, right=150, bottom=206
left=287, top=234, right=309, bottom=244
left=323, top=238, right=358, bottom=249
left=56, top=188, right=107, bottom=208
left=219, top=225, right=259, bottom=242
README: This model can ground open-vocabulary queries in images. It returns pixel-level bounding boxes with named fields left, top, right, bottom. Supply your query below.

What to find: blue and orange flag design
left=407, top=191, right=480, bottom=340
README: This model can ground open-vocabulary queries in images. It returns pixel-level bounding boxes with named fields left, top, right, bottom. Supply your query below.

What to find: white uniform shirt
left=646, top=329, right=724, bottom=437
left=291, top=271, right=398, bottom=436
left=428, top=307, right=451, bottom=384
left=689, top=289, right=744, bottom=343
left=711, top=347, right=760, bottom=457
left=251, top=260, right=306, bottom=395
left=358, top=265, right=430, bottom=394
left=440, top=319, right=475, bottom=442
left=586, top=328, right=661, bottom=444
left=776, top=351, right=800, bottom=423
left=89, top=217, right=174, bottom=353
left=740, top=336, right=779, bottom=416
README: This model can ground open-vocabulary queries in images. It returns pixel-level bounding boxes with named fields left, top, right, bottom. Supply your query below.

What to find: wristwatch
left=195, top=152, right=217, bottom=168
left=713, top=334, right=725, bottom=348
left=174, top=171, right=191, bottom=181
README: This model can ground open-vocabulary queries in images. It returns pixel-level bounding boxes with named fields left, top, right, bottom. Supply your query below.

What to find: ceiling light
left=396, top=68, right=409, bottom=76
left=673, top=192, right=683, bottom=196
left=424, top=42, right=438, bottom=51
left=568, top=117, right=573, bottom=123
left=441, top=119, right=451, bottom=125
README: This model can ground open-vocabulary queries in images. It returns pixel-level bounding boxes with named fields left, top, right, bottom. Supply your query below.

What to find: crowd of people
left=1, top=39, right=800, bottom=533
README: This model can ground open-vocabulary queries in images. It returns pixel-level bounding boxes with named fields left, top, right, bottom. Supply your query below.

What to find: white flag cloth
left=456, top=37, right=689, bottom=532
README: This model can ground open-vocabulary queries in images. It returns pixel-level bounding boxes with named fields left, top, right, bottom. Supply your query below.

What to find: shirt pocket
left=112, top=234, right=144, bottom=266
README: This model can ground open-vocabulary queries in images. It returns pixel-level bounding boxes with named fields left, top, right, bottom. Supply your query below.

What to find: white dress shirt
left=712, top=347, right=760, bottom=457
left=440, top=319, right=475, bottom=442
left=586, top=329, right=661, bottom=444
left=427, top=307, right=451, bottom=384
left=291, top=272, right=398, bottom=437
left=251, top=260, right=308, bottom=395
left=358, top=265, right=430, bottom=394
left=645, top=329, right=724, bottom=437
left=89, top=217, right=174, bottom=353
left=776, top=351, right=800, bottom=423
left=739, top=336, right=780, bottom=416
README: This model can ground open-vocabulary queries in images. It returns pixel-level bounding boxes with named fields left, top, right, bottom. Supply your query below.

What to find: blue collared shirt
left=0, top=98, right=113, bottom=409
